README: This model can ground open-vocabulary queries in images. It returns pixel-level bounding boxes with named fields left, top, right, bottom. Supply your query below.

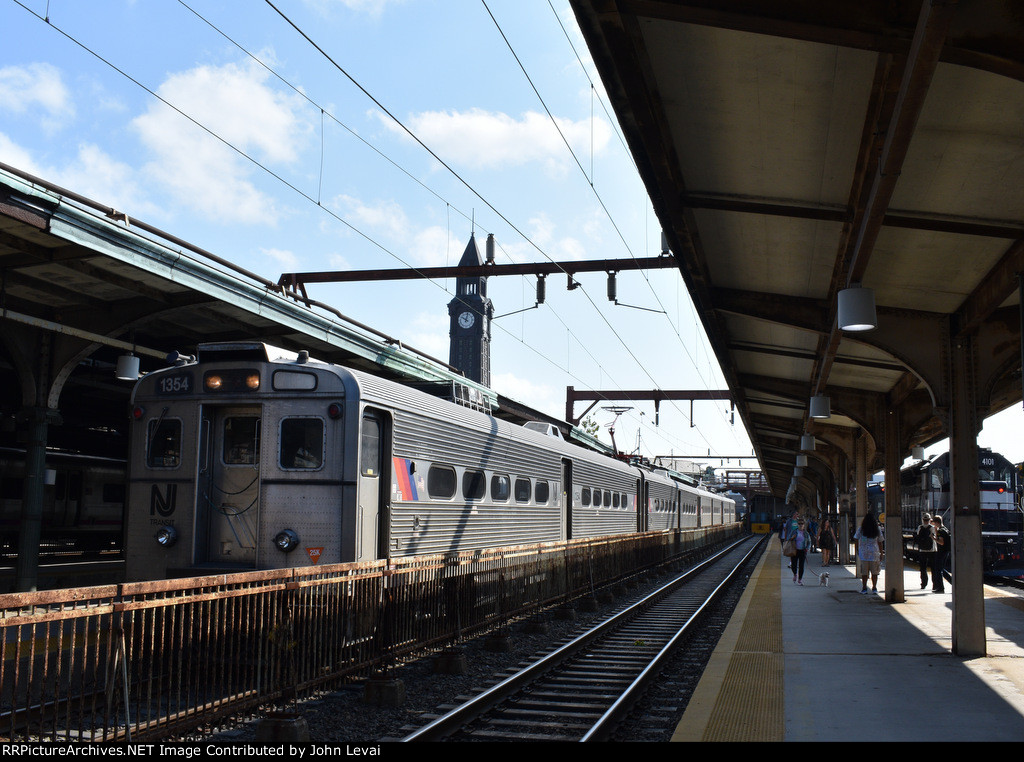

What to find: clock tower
left=447, top=233, right=493, bottom=386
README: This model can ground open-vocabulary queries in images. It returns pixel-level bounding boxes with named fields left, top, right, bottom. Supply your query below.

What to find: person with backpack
left=931, top=515, right=951, bottom=593
left=915, top=513, right=936, bottom=589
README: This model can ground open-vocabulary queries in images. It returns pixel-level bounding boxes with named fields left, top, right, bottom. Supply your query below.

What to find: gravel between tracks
left=182, top=544, right=759, bottom=744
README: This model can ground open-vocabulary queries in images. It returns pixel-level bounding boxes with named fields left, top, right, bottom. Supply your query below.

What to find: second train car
left=124, top=343, right=734, bottom=580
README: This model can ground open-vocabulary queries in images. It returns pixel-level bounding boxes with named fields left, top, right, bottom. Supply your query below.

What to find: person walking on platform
left=788, top=518, right=812, bottom=585
left=855, top=511, right=884, bottom=594
left=817, top=518, right=837, bottom=567
left=931, top=515, right=951, bottom=593
left=915, top=513, right=935, bottom=589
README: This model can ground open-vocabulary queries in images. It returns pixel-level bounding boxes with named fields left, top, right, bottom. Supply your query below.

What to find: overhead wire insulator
left=607, top=271, right=617, bottom=302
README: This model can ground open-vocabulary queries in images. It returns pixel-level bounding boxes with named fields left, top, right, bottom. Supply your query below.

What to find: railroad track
left=401, top=534, right=765, bottom=742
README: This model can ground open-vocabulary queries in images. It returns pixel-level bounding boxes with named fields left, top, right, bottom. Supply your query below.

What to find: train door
left=562, top=459, right=573, bottom=540
left=639, top=479, right=649, bottom=532
left=196, top=406, right=262, bottom=567
left=358, top=410, right=389, bottom=561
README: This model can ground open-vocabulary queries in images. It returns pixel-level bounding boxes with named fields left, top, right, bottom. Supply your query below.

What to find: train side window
left=603, top=490, right=612, bottom=507
left=491, top=474, right=511, bottom=502
left=103, top=483, right=126, bottom=504
left=536, top=480, right=549, bottom=504
left=463, top=469, right=486, bottom=500
left=593, top=489, right=601, bottom=507
left=621, top=492, right=628, bottom=509
left=428, top=466, right=457, bottom=499
left=280, top=418, right=324, bottom=470
left=148, top=419, right=182, bottom=468
left=581, top=487, right=591, bottom=507
left=223, top=417, right=260, bottom=466
left=360, top=416, right=381, bottom=477
left=514, top=478, right=531, bottom=503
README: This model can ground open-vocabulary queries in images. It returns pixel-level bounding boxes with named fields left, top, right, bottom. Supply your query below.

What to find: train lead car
left=125, top=343, right=734, bottom=581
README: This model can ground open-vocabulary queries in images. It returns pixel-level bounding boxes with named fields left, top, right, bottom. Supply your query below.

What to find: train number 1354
left=157, top=374, right=192, bottom=394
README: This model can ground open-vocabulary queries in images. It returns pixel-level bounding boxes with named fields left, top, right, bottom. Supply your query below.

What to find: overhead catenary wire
left=9, top=0, right=725, bottom=459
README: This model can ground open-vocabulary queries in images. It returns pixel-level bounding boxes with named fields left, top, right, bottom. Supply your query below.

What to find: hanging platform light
left=809, top=394, right=831, bottom=419
left=838, top=285, right=877, bottom=331
left=116, top=352, right=140, bottom=381
left=800, top=434, right=816, bottom=451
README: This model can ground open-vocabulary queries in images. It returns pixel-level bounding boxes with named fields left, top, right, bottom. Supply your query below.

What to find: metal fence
left=0, top=524, right=739, bottom=742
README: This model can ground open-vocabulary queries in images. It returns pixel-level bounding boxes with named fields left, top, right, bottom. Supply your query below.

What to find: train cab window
left=535, top=480, right=550, bottom=504
left=463, top=470, right=486, bottom=500
left=514, top=478, right=532, bottom=503
left=581, top=487, right=591, bottom=507
left=148, top=419, right=182, bottom=468
left=428, top=466, right=457, bottom=499
left=279, top=418, right=324, bottom=470
left=222, top=417, right=260, bottom=466
left=491, top=474, right=511, bottom=502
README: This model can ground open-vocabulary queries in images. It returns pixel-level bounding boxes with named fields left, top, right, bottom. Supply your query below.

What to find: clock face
left=458, top=311, right=475, bottom=329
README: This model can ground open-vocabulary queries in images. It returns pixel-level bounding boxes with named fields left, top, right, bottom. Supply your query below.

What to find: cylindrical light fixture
left=912, top=445, right=925, bottom=460
left=794, top=466, right=804, bottom=477
left=838, top=285, right=877, bottom=331
left=116, top=353, right=140, bottom=381
left=796, top=454, right=808, bottom=468
left=800, top=434, right=816, bottom=451
left=809, top=394, right=831, bottom=419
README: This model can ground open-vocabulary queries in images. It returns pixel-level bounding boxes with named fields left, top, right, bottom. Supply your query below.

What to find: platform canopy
left=571, top=0, right=1024, bottom=499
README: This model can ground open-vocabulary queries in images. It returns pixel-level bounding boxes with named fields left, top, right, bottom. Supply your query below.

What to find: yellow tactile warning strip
left=671, top=539, right=785, bottom=742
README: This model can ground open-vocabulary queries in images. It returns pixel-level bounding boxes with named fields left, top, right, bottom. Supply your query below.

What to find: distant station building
left=447, top=234, right=494, bottom=386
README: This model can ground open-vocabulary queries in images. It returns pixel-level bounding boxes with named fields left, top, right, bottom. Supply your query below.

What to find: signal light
left=132, top=406, right=145, bottom=420
left=327, top=402, right=343, bottom=419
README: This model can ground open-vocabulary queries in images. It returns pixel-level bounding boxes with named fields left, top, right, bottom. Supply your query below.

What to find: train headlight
left=245, top=373, right=260, bottom=390
left=274, top=529, right=300, bottom=553
left=205, top=374, right=223, bottom=391
left=155, top=526, right=178, bottom=548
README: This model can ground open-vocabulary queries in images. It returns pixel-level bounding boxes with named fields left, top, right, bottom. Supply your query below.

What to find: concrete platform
left=672, top=538, right=1024, bottom=742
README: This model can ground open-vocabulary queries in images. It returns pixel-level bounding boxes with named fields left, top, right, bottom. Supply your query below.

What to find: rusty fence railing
left=0, top=524, right=740, bottom=742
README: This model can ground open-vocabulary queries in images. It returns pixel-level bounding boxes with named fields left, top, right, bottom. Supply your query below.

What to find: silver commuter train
left=124, top=342, right=734, bottom=581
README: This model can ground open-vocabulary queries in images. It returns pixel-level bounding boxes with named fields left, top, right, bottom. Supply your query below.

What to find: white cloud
left=303, top=0, right=402, bottom=17
left=386, top=108, right=612, bottom=175
left=0, top=134, right=160, bottom=219
left=405, top=311, right=449, bottom=360
left=332, top=195, right=453, bottom=267
left=260, top=247, right=301, bottom=270
left=132, top=59, right=313, bottom=225
left=491, top=371, right=560, bottom=415
left=0, top=133, right=42, bottom=176
left=0, top=63, right=73, bottom=126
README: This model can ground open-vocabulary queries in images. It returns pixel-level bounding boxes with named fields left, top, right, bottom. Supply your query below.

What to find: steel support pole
left=949, top=332, right=986, bottom=656
left=14, top=407, right=57, bottom=592
left=884, top=407, right=905, bottom=602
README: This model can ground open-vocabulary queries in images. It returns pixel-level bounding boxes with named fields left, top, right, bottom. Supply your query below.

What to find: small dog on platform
left=808, top=569, right=829, bottom=587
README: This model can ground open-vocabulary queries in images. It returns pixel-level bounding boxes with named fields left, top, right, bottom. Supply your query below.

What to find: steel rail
left=580, top=534, right=767, bottom=741
left=401, top=535, right=758, bottom=742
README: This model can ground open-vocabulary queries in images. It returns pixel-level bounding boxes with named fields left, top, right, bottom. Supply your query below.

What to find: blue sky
left=1, top=0, right=1021, bottom=472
